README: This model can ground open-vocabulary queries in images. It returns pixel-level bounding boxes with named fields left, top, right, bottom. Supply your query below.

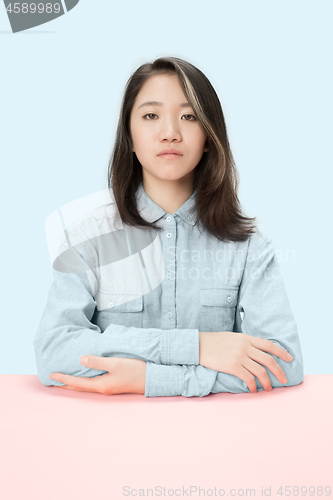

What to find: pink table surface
left=0, top=374, right=332, bottom=500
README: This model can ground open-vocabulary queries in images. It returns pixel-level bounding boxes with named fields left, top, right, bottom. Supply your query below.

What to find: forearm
left=34, top=268, right=200, bottom=387
left=34, top=321, right=199, bottom=387
left=144, top=331, right=304, bottom=398
left=144, top=359, right=304, bottom=398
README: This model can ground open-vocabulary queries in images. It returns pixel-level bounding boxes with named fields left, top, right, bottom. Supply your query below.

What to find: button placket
left=166, top=214, right=173, bottom=239
left=163, top=215, right=176, bottom=327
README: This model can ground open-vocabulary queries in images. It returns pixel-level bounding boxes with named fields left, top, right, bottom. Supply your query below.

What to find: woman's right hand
left=199, top=331, right=293, bottom=393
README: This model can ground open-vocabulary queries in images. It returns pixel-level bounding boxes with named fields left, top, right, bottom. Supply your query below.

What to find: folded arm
left=144, top=239, right=304, bottom=397
left=33, top=266, right=199, bottom=387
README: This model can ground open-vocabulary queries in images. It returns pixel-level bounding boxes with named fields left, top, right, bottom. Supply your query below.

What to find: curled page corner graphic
left=64, top=0, right=80, bottom=12
left=3, top=0, right=80, bottom=34
left=45, top=189, right=165, bottom=311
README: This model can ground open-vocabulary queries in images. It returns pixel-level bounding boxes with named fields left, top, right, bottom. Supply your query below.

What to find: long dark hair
left=107, top=56, right=257, bottom=242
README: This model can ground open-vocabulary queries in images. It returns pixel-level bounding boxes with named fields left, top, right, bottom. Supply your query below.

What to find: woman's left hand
left=49, top=356, right=146, bottom=395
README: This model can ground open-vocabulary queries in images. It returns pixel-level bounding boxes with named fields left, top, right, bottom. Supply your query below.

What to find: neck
left=142, top=177, right=194, bottom=215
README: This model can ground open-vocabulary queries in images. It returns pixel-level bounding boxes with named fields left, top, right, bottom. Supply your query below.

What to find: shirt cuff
left=160, top=328, right=199, bottom=366
left=144, top=361, right=183, bottom=397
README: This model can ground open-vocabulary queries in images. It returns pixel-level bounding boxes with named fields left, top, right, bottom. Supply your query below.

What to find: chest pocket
left=96, top=295, right=143, bottom=329
left=199, top=287, right=238, bottom=333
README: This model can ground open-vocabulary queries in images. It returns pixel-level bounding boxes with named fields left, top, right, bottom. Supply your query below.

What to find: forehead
left=135, top=73, right=185, bottom=101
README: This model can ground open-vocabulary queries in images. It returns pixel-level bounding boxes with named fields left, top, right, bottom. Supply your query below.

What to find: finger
left=80, top=355, right=121, bottom=371
left=54, top=384, right=87, bottom=392
left=248, top=337, right=293, bottom=363
left=247, top=346, right=288, bottom=384
left=242, top=358, right=273, bottom=391
left=230, top=365, right=257, bottom=393
left=49, top=373, right=102, bottom=393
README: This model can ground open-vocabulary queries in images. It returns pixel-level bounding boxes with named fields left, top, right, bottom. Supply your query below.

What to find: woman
left=34, top=56, right=304, bottom=397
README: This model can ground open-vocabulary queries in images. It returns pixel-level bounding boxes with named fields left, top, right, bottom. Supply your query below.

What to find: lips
left=158, top=153, right=183, bottom=160
left=158, top=149, right=183, bottom=156
left=159, top=154, right=181, bottom=157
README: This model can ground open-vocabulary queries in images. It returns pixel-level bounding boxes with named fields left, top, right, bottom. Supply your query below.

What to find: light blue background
left=1, top=0, right=332, bottom=375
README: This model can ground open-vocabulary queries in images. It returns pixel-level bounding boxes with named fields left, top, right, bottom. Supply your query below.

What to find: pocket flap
left=97, top=293, right=143, bottom=312
left=200, top=287, right=238, bottom=308
left=110, top=294, right=143, bottom=312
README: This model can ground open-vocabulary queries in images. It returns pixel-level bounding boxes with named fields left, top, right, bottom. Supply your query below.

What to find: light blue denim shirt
left=33, top=182, right=304, bottom=397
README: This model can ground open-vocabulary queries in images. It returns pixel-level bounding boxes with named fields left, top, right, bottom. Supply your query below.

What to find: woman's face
left=130, top=73, right=208, bottom=187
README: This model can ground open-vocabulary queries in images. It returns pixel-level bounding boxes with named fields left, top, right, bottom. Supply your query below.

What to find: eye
left=143, top=113, right=158, bottom=120
left=142, top=113, right=197, bottom=121
left=182, top=114, right=197, bottom=121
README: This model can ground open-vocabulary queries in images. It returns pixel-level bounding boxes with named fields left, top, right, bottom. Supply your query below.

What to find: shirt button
left=168, top=312, right=172, bottom=318
left=227, top=296, right=232, bottom=303
left=166, top=216, right=172, bottom=222
left=166, top=233, right=172, bottom=238
left=108, top=301, right=114, bottom=308
left=167, top=273, right=171, bottom=279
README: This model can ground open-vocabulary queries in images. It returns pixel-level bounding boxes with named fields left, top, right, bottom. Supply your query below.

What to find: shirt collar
left=135, top=182, right=198, bottom=225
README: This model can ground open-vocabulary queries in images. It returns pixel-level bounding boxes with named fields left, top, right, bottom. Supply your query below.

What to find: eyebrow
left=137, top=101, right=193, bottom=110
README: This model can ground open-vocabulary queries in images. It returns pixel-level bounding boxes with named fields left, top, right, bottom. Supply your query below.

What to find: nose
left=159, top=116, right=182, bottom=142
